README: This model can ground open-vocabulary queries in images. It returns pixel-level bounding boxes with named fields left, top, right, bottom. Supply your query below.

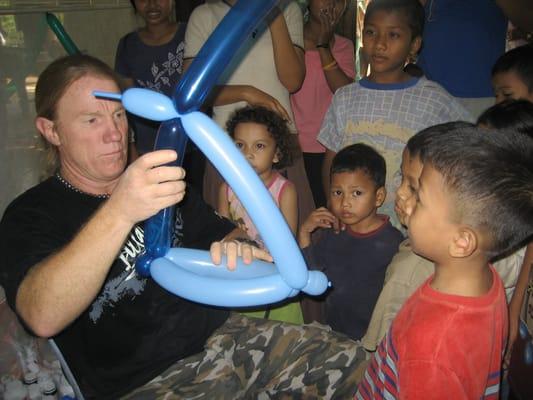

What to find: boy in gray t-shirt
left=318, top=0, right=472, bottom=230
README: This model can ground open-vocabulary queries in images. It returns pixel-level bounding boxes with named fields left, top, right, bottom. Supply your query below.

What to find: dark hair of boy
left=364, top=0, right=425, bottom=39
left=226, top=105, right=296, bottom=170
left=330, top=143, right=386, bottom=189
left=406, top=121, right=474, bottom=160
left=420, top=124, right=533, bottom=258
left=477, top=99, right=533, bottom=139
left=492, top=44, right=533, bottom=92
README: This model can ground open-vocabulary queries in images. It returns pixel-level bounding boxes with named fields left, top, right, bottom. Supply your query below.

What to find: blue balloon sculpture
left=94, top=0, right=330, bottom=307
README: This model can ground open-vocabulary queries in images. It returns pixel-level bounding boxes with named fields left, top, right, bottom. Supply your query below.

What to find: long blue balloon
left=94, top=0, right=330, bottom=306
left=136, top=119, right=188, bottom=277
left=174, top=0, right=278, bottom=114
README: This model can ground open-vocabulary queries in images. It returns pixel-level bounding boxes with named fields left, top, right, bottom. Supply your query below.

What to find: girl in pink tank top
left=218, top=106, right=303, bottom=323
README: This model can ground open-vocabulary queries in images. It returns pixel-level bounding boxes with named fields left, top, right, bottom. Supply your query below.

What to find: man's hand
left=210, top=240, right=273, bottom=271
left=107, top=150, right=186, bottom=225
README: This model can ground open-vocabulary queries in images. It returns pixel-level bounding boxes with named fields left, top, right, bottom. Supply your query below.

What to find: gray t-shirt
left=318, top=77, right=473, bottom=229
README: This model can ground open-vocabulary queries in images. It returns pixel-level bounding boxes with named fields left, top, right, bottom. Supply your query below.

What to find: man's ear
left=449, top=227, right=478, bottom=258
left=35, top=117, right=61, bottom=146
left=409, top=36, right=422, bottom=59
left=375, top=186, right=386, bottom=207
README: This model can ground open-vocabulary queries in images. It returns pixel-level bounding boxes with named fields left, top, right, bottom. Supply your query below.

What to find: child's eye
left=389, top=32, right=400, bottom=39
left=331, top=190, right=342, bottom=196
left=363, top=28, right=375, bottom=36
left=256, top=143, right=265, bottom=150
left=353, top=190, right=363, bottom=196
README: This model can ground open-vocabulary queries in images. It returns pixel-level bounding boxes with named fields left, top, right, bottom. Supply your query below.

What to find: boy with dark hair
left=318, top=0, right=472, bottom=230
left=356, top=125, right=533, bottom=399
left=361, top=121, right=525, bottom=353
left=299, top=143, right=403, bottom=340
left=491, top=44, right=533, bottom=104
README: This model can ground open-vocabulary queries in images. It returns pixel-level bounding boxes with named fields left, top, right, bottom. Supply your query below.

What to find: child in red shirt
left=356, top=122, right=533, bottom=399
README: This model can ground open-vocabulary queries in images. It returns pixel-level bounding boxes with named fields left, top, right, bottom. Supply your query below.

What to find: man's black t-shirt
left=0, top=176, right=234, bottom=399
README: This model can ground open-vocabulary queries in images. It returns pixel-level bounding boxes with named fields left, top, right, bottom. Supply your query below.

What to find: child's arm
left=217, top=182, right=230, bottom=219
left=268, top=6, right=305, bottom=93
left=321, top=149, right=336, bottom=198
left=182, top=59, right=291, bottom=120
left=505, top=241, right=533, bottom=366
left=298, top=207, right=337, bottom=249
left=279, top=182, right=298, bottom=236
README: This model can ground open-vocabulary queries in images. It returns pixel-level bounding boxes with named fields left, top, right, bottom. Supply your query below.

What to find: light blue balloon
left=94, top=89, right=180, bottom=121
left=181, top=112, right=309, bottom=289
left=151, top=249, right=329, bottom=307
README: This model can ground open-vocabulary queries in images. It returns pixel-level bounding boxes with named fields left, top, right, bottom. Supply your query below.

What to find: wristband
left=316, top=43, right=329, bottom=49
left=322, top=60, right=338, bottom=71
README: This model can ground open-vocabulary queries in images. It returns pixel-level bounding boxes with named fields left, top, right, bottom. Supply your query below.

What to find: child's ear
left=35, top=117, right=61, bottom=146
left=273, top=148, right=280, bottom=164
left=409, top=36, right=422, bottom=60
left=449, top=227, right=478, bottom=258
left=375, top=187, right=386, bottom=207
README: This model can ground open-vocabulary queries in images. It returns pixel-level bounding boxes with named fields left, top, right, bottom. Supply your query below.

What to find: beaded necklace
left=55, top=173, right=110, bottom=199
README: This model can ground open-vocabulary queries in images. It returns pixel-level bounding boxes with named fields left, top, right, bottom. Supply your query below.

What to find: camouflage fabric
left=121, top=313, right=367, bottom=399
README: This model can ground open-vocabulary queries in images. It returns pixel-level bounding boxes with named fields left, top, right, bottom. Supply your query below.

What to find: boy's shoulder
left=414, top=77, right=461, bottom=99
left=332, top=80, right=363, bottom=99
left=334, top=77, right=449, bottom=100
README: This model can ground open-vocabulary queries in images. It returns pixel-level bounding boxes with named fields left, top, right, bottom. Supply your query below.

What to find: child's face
left=134, top=0, right=173, bottom=25
left=362, top=10, right=421, bottom=83
left=492, top=71, right=533, bottom=104
left=395, top=148, right=423, bottom=227
left=233, top=122, right=278, bottom=181
left=407, top=164, right=457, bottom=262
left=329, top=170, right=385, bottom=232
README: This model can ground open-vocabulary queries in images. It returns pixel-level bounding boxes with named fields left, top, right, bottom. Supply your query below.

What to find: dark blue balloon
left=173, top=0, right=278, bottom=114
left=137, top=119, right=188, bottom=277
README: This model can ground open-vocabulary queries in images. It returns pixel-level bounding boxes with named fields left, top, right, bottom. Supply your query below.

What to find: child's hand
left=298, top=207, right=338, bottom=248
left=243, top=86, right=290, bottom=121
left=210, top=239, right=273, bottom=271
left=302, top=207, right=337, bottom=232
left=317, top=0, right=345, bottom=46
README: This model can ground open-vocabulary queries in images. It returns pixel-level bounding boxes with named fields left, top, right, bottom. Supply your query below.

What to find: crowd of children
left=1, top=0, right=533, bottom=398
left=107, top=0, right=533, bottom=397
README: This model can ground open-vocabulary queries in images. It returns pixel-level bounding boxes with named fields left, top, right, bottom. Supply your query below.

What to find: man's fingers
left=225, top=241, right=238, bottom=271
left=241, top=244, right=253, bottom=265
left=152, top=180, right=186, bottom=198
left=210, top=242, right=223, bottom=265
left=136, top=149, right=178, bottom=170
left=147, top=165, right=186, bottom=184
